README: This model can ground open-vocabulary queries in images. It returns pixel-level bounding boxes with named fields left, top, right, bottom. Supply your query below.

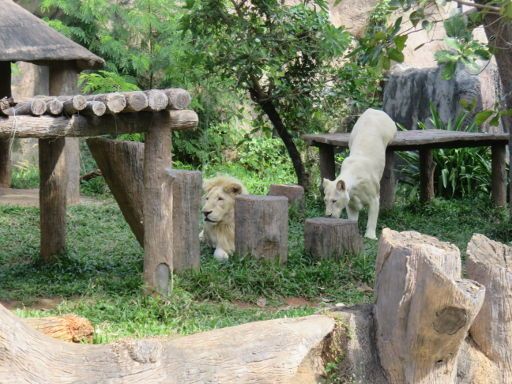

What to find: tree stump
left=374, top=229, right=485, bottom=384
left=268, top=184, right=304, bottom=211
left=304, top=218, right=362, bottom=259
left=24, top=314, right=94, bottom=343
left=467, top=234, right=512, bottom=383
left=167, top=169, right=202, bottom=272
left=235, top=195, right=288, bottom=263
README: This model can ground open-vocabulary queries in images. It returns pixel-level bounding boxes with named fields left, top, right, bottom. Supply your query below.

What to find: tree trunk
left=250, top=88, right=308, bottom=188
left=0, top=303, right=335, bottom=384
left=466, top=234, right=512, bottom=383
left=476, top=3, right=512, bottom=209
left=304, top=217, right=362, bottom=259
left=235, top=195, right=288, bottom=263
left=374, top=229, right=485, bottom=383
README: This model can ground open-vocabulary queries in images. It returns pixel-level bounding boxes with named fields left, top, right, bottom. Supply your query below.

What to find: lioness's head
left=322, top=178, right=349, bottom=218
left=202, top=176, right=247, bottom=224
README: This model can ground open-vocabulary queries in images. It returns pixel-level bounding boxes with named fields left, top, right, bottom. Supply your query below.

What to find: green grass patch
left=1, top=188, right=509, bottom=343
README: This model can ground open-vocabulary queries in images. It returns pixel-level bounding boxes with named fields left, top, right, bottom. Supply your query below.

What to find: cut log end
left=304, top=217, right=363, bottom=258
left=24, top=314, right=94, bottom=343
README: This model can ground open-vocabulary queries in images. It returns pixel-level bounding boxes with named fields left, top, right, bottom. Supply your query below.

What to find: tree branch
left=451, top=0, right=501, bottom=13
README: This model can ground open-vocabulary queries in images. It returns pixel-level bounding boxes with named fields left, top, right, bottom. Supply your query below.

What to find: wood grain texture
left=46, top=98, right=64, bottom=115
left=82, top=101, right=106, bottom=116
left=49, top=64, right=81, bottom=205
left=145, top=90, right=168, bottom=111
left=123, top=91, right=149, bottom=112
left=24, top=314, right=94, bottom=343
left=303, top=129, right=509, bottom=150
left=304, top=218, right=362, bottom=259
left=467, top=234, right=512, bottom=383
left=167, top=169, right=202, bottom=272
left=268, top=184, right=304, bottom=210
left=0, top=110, right=198, bottom=138
left=164, top=88, right=191, bottom=110
left=235, top=195, right=288, bottom=263
left=420, top=147, right=435, bottom=203
left=374, top=229, right=485, bottom=384
left=380, top=149, right=395, bottom=210
left=491, top=144, right=507, bottom=207
left=87, top=138, right=145, bottom=247
left=39, top=138, right=67, bottom=262
left=85, top=93, right=126, bottom=114
left=143, top=125, right=173, bottom=295
left=0, top=303, right=334, bottom=384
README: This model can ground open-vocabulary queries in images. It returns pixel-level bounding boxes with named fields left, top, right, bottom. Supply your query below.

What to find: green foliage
left=78, top=70, right=140, bottom=94
left=399, top=105, right=494, bottom=198
left=10, top=161, right=39, bottom=189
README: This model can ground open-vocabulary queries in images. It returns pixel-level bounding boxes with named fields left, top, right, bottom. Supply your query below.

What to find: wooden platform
left=303, top=129, right=508, bottom=207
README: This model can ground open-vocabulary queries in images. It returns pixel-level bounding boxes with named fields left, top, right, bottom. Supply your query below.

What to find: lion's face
left=323, top=178, right=349, bottom=218
left=202, top=180, right=245, bottom=224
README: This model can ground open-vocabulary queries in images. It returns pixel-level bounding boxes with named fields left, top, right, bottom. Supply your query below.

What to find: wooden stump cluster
left=268, top=184, right=305, bottom=211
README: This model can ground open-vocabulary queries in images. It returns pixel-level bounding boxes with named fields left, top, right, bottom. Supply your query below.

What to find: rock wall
left=383, top=63, right=503, bottom=131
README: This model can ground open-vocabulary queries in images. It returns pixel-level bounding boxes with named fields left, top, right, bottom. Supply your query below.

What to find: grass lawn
left=1, top=177, right=510, bottom=343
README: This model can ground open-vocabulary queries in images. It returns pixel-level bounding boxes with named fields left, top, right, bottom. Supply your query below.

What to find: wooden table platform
left=303, top=129, right=509, bottom=207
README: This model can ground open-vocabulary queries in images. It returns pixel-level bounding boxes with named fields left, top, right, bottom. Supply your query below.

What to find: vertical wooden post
left=0, top=61, right=12, bottom=188
left=49, top=63, right=80, bottom=204
left=419, top=147, right=435, bottom=203
left=143, top=117, right=173, bottom=295
left=39, top=138, right=67, bottom=261
left=380, top=149, right=395, bottom=210
left=318, top=144, right=336, bottom=181
left=491, top=144, right=507, bottom=207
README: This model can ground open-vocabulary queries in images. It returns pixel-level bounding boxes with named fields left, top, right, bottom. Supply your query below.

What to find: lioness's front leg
left=365, top=196, right=379, bottom=240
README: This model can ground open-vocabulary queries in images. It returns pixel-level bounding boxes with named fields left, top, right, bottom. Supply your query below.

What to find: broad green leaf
left=393, top=35, right=408, bottom=51
left=388, top=48, right=405, bottom=62
left=474, top=110, right=494, bottom=125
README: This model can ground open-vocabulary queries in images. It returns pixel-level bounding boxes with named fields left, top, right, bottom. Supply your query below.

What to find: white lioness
left=200, top=175, right=248, bottom=261
left=323, top=108, right=397, bottom=239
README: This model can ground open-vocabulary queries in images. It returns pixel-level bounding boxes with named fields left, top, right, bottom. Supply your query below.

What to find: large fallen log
left=0, top=304, right=335, bottom=384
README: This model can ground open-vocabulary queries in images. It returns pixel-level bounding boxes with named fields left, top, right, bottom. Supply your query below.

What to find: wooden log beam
left=86, top=138, right=145, bottom=247
left=61, top=95, right=87, bottom=115
left=380, top=149, right=395, bottom=210
left=0, top=303, right=335, bottom=383
left=39, top=138, right=67, bottom=262
left=164, top=88, right=191, bottom=110
left=374, top=229, right=485, bottom=384
left=123, top=91, right=149, bottom=112
left=85, top=93, right=126, bottom=114
left=46, top=98, right=64, bottom=116
left=467, top=234, right=512, bottom=383
left=145, top=90, right=168, bottom=111
left=419, top=147, right=435, bottom=203
left=82, top=101, right=106, bottom=117
left=0, top=110, right=198, bottom=138
left=143, top=124, right=174, bottom=295
left=49, top=63, right=81, bottom=206
left=5, top=99, right=47, bottom=116
left=235, top=195, right=288, bottom=263
left=491, top=144, right=507, bottom=207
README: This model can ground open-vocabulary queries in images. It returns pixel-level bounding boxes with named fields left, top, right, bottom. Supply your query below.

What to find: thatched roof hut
left=0, top=0, right=104, bottom=69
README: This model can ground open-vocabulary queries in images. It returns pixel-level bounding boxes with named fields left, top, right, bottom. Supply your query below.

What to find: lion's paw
left=213, top=248, right=229, bottom=262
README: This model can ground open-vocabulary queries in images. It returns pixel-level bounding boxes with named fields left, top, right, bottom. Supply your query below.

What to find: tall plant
left=182, top=0, right=352, bottom=188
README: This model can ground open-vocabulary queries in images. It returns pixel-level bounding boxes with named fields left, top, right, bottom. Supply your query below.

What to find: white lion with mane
left=323, top=108, right=397, bottom=239
left=200, top=175, right=248, bottom=261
